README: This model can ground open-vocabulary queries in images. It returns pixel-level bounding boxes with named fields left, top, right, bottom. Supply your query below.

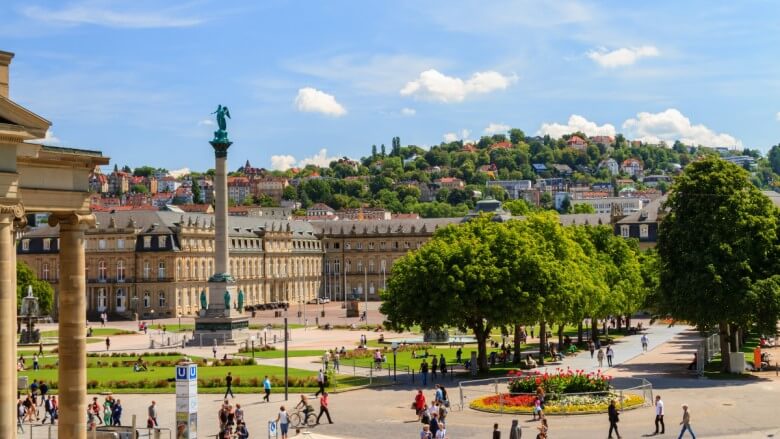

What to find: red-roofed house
left=566, top=135, right=588, bottom=150
left=435, top=177, right=465, bottom=190
left=227, top=176, right=251, bottom=204
left=489, top=141, right=512, bottom=150
left=461, top=143, right=478, bottom=153
left=621, top=158, right=644, bottom=177
left=590, top=135, right=615, bottom=146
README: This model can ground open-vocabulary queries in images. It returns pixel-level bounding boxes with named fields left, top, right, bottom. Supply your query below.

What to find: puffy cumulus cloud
left=443, top=129, right=471, bottom=143
left=484, top=123, right=510, bottom=135
left=537, top=115, right=616, bottom=138
left=294, top=87, right=346, bottom=117
left=270, top=149, right=341, bottom=171
left=169, top=168, right=191, bottom=179
left=400, top=107, right=416, bottom=116
left=270, top=155, right=297, bottom=171
left=27, top=129, right=61, bottom=145
left=400, top=69, right=516, bottom=103
left=587, top=46, right=660, bottom=68
left=622, top=108, right=741, bottom=148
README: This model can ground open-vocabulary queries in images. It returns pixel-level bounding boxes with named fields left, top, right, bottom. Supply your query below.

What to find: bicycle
left=289, top=409, right=316, bottom=427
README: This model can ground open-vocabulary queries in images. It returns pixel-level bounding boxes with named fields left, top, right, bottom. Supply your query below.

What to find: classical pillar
left=214, top=154, right=229, bottom=275
left=0, top=201, right=24, bottom=438
left=51, top=213, right=92, bottom=439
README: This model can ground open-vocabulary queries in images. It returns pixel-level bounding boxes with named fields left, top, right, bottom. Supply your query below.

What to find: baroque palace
left=14, top=197, right=654, bottom=320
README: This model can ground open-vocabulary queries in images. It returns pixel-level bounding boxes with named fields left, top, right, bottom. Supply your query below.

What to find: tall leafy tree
left=657, top=157, right=779, bottom=371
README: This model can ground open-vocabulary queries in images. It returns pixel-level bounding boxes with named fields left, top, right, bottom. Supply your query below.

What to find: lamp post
left=150, top=309, right=155, bottom=327
left=177, top=313, right=182, bottom=332
left=392, top=342, right=398, bottom=382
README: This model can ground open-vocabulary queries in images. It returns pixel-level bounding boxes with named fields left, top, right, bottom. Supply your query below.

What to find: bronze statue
left=200, top=290, right=207, bottom=310
left=224, top=290, right=231, bottom=310
left=212, top=105, right=231, bottom=132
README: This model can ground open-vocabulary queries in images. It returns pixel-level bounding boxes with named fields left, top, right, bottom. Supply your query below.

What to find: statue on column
left=200, top=290, right=207, bottom=310
left=224, top=290, right=231, bottom=310
left=211, top=105, right=231, bottom=142
left=237, top=290, right=244, bottom=312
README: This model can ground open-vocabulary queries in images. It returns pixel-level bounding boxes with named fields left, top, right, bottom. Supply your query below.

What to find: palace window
left=640, top=224, right=649, bottom=238
left=143, top=261, right=150, bottom=279
left=158, top=236, right=167, bottom=247
left=22, top=240, right=29, bottom=251
left=98, top=239, right=106, bottom=250
left=117, top=239, right=124, bottom=250
left=98, top=260, right=107, bottom=281
left=334, top=260, right=340, bottom=274
left=97, top=288, right=107, bottom=311
left=43, top=239, right=51, bottom=251
left=117, top=260, right=125, bottom=282
left=380, top=259, right=386, bottom=271
left=345, top=242, right=351, bottom=250
left=368, top=242, right=374, bottom=250
left=620, top=225, right=630, bottom=238
left=158, top=291, right=166, bottom=307
left=345, top=260, right=351, bottom=273
left=357, top=260, right=363, bottom=272
left=42, top=263, right=49, bottom=281
left=369, top=260, right=375, bottom=273
left=144, top=237, right=152, bottom=248
left=356, top=242, right=362, bottom=250
left=158, top=260, right=166, bottom=278
left=143, top=291, right=151, bottom=308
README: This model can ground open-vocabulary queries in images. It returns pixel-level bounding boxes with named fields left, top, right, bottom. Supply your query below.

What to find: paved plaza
left=18, top=314, right=780, bottom=438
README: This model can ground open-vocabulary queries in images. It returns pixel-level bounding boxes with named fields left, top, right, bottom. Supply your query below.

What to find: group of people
left=606, top=395, right=695, bottom=439
left=17, top=382, right=58, bottom=432
left=87, top=396, right=122, bottom=430
left=413, top=385, right=450, bottom=438
left=419, top=354, right=448, bottom=385
left=321, top=349, right=342, bottom=372
left=217, top=400, right=249, bottom=439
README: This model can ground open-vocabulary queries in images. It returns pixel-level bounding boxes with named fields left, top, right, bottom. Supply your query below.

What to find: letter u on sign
left=176, top=366, right=188, bottom=380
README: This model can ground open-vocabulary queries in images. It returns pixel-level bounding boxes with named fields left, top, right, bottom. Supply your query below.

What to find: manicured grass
left=41, top=328, right=136, bottom=337
left=235, top=349, right=324, bottom=359
left=342, top=345, right=536, bottom=372
left=703, top=332, right=763, bottom=379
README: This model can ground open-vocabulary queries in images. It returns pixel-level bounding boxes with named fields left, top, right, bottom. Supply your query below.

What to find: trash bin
left=252, top=310, right=256, bottom=318
left=321, top=311, right=325, bottom=317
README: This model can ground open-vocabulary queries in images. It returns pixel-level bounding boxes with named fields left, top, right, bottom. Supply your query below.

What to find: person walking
left=105, top=337, right=110, bottom=351
left=39, top=381, right=49, bottom=406
left=607, top=399, right=621, bottom=439
left=606, top=345, right=614, bottom=367
left=212, top=344, right=218, bottom=359
left=147, top=401, right=157, bottom=427
left=597, top=348, right=605, bottom=367
left=493, top=422, right=501, bottom=439
left=41, top=396, right=52, bottom=424
left=654, top=395, right=665, bottom=435
left=431, top=356, right=438, bottom=380
left=642, top=334, right=649, bottom=352
left=33, top=354, right=39, bottom=371
left=588, top=340, right=595, bottom=358
left=315, top=369, right=326, bottom=397
left=49, top=396, right=58, bottom=424
left=112, top=399, right=122, bottom=426
left=414, top=389, right=426, bottom=421
left=276, top=406, right=289, bottom=439
left=263, top=375, right=272, bottom=402
left=678, top=404, right=695, bottom=438
left=421, top=359, right=429, bottom=386
left=235, top=421, right=249, bottom=439
left=439, top=354, right=447, bottom=377
left=509, top=419, right=521, bottom=439
left=316, top=391, right=333, bottom=424
left=333, top=351, right=340, bottom=372
left=224, top=372, right=234, bottom=399
left=322, top=351, right=330, bottom=370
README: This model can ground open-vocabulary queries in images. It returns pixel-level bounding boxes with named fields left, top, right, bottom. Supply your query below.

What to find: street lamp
left=150, top=309, right=155, bottom=327
left=392, top=342, right=398, bottom=382
left=177, top=313, right=182, bottom=332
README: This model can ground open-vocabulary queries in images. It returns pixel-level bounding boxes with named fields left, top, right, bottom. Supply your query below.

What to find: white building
left=573, top=197, right=644, bottom=214
left=486, top=180, right=533, bottom=200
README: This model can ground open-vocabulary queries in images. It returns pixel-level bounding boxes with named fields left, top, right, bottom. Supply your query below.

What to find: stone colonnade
left=0, top=203, right=24, bottom=435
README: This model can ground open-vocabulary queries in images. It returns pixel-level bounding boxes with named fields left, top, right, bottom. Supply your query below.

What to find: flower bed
left=508, top=368, right=611, bottom=394
left=470, top=392, right=645, bottom=415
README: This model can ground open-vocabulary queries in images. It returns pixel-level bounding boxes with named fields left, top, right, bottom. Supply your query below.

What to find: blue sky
left=2, top=0, right=780, bottom=172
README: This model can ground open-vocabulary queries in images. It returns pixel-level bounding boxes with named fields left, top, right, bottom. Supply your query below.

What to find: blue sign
left=268, top=421, right=277, bottom=436
left=176, top=364, right=198, bottom=381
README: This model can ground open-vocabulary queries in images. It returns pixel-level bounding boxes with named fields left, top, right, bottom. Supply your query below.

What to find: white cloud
left=538, top=115, right=616, bottom=138
left=169, top=168, right=191, bottom=179
left=776, top=111, right=780, bottom=121
left=198, top=119, right=214, bottom=126
left=401, top=69, right=516, bottom=103
left=21, top=3, right=203, bottom=28
left=587, top=46, right=660, bottom=68
left=270, top=155, right=297, bottom=171
left=443, top=129, right=471, bottom=143
left=27, top=129, right=61, bottom=145
left=294, top=87, right=347, bottom=117
left=622, top=108, right=741, bottom=148
left=484, top=123, right=510, bottom=135
left=270, top=149, right=341, bottom=171
left=400, top=107, right=416, bottom=116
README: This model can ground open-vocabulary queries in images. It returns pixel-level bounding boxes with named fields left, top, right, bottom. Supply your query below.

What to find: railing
left=696, top=333, right=720, bottom=375
left=18, top=420, right=172, bottom=438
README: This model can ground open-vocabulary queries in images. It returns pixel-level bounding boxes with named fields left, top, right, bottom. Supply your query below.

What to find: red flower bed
left=479, top=394, right=536, bottom=407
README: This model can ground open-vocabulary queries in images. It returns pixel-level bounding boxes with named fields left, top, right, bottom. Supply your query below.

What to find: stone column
left=51, top=213, right=92, bottom=439
left=0, top=201, right=24, bottom=438
left=214, top=154, right=229, bottom=275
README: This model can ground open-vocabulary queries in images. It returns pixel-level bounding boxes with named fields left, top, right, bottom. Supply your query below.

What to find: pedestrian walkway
left=531, top=321, right=689, bottom=373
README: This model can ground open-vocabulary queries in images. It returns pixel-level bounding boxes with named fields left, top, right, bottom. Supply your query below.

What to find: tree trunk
left=513, top=324, right=522, bottom=364
left=557, top=324, right=564, bottom=347
left=592, top=318, right=599, bottom=343
left=719, top=321, right=731, bottom=373
left=539, top=322, right=546, bottom=365
left=474, top=327, right=490, bottom=373
left=617, top=317, right=622, bottom=331
left=577, top=321, right=584, bottom=344
left=625, top=315, right=632, bottom=330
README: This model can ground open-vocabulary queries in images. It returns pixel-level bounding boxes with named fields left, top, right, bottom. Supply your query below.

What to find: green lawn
left=340, top=344, right=539, bottom=372
left=235, top=349, right=324, bottom=359
left=18, top=360, right=359, bottom=394
left=703, top=332, right=762, bottom=379
left=41, top=328, right=136, bottom=337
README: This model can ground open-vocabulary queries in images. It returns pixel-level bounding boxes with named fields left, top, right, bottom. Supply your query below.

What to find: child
left=532, top=395, right=542, bottom=421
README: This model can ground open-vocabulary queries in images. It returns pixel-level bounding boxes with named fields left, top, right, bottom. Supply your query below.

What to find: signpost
left=391, top=342, right=398, bottom=382
left=268, top=420, right=278, bottom=439
left=175, top=362, right=198, bottom=439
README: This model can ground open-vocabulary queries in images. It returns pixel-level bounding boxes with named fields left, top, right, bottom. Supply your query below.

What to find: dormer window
left=22, top=240, right=29, bottom=251
left=144, top=236, right=152, bottom=248
left=158, top=236, right=167, bottom=247
left=43, top=239, right=51, bottom=251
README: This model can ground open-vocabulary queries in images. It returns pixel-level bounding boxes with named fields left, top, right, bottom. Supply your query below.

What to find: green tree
left=573, top=203, right=596, bottom=214
left=503, top=199, right=531, bottom=215
left=130, top=184, right=148, bottom=194
left=657, top=157, right=779, bottom=371
left=371, top=144, right=377, bottom=157
left=133, top=166, right=156, bottom=177
left=768, top=144, right=780, bottom=174
left=282, top=185, right=298, bottom=201
left=192, top=181, right=202, bottom=203
left=509, top=128, right=525, bottom=145
left=17, top=262, right=54, bottom=315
